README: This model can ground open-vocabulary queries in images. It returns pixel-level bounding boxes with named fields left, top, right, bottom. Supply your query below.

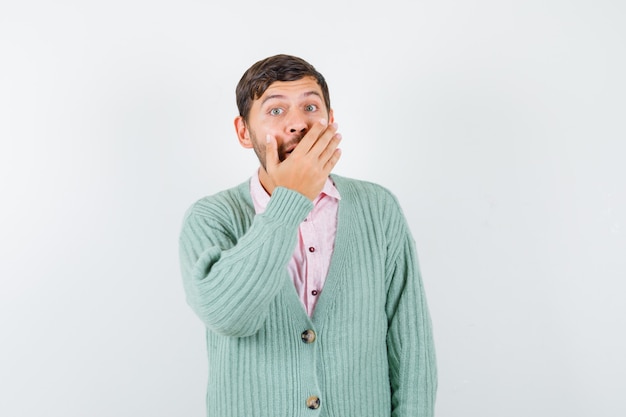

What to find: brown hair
left=236, top=54, right=331, bottom=122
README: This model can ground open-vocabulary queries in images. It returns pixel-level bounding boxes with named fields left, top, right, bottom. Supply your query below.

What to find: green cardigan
left=179, top=175, right=437, bottom=416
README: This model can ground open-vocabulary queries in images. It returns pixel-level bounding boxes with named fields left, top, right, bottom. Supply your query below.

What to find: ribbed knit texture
left=179, top=175, right=437, bottom=417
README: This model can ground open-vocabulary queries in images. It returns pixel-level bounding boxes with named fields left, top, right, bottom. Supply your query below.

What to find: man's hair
left=236, top=54, right=331, bottom=122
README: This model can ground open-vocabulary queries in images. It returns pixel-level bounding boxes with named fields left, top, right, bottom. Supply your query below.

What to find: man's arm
left=179, top=186, right=312, bottom=337
left=385, top=198, right=437, bottom=417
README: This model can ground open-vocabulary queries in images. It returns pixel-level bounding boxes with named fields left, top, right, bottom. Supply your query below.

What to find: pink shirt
left=250, top=171, right=340, bottom=316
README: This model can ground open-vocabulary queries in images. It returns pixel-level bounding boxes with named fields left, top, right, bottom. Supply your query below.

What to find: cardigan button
left=301, top=329, right=316, bottom=344
left=306, top=395, right=321, bottom=409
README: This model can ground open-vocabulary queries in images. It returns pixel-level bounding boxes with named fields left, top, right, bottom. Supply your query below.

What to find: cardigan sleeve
left=179, top=186, right=313, bottom=337
left=385, top=198, right=437, bottom=417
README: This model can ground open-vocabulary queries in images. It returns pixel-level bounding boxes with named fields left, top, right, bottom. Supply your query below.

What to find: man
left=179, top=54, right=437, bottom=416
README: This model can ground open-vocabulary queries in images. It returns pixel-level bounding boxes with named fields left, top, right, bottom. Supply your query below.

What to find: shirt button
left=301, top=329, right=316, bottom=344
left=306, top=395, right=321, bottom=409
left=308, top=247, right=315, bottom=253
left=311, top=290, right=319, bottom=296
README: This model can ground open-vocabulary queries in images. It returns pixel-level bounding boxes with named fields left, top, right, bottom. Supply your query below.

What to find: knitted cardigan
left=179, top=174, right=437, bottom=417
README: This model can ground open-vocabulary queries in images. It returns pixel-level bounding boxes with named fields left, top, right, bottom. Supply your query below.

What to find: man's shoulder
left=332, top=174, right=410, bottom=231
left=183, top=180, right=252, bottom=222
left=331, top=174, right=400, bottom=204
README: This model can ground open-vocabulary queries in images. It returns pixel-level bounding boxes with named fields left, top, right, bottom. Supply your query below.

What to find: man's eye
left=270, top=108, right=283, bottom=116
left=305, top=104, right=318, bottom=112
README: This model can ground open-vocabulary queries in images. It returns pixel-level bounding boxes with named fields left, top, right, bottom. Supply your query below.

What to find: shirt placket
left=300, top=213, right=321, bottom=315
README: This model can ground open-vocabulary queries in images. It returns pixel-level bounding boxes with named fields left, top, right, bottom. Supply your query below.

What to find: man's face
left=235, top=76, right=333, bottom=169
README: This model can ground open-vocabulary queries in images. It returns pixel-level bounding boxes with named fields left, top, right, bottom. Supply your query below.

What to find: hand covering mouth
left=279, top=138, right=302, bottom=159
left=279, top=148, right=295, bottom=161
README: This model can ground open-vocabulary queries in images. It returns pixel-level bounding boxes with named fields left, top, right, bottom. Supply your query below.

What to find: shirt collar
left=250, top=169, right=341, bottom=214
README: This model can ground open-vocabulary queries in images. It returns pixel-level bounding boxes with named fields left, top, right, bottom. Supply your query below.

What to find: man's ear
left=328, top=108, right=334, bottom=124
left=234, top=116, right=253, bottom=149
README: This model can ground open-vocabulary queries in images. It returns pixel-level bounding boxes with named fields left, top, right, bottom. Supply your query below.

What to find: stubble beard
left=248, top=130, right=268, bottom=171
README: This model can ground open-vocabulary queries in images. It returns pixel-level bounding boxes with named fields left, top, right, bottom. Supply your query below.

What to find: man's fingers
left=306, top=122, right=339, bottom=159
left=293, top=118, right=330, bottom=156
left=318, top=132, right=342, bottom=163
left=265, top=134, right=279, bottom=171
left=323, top=148, right=342, bottom=173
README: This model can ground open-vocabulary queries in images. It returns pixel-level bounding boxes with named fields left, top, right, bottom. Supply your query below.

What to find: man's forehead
left=257, top=77, right=322, bottom=101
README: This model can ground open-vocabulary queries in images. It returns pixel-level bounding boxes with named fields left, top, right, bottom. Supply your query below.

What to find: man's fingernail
left=331, top=122, right=339, bottom=129
left=266, top=134, right=271, bottom=143
left=320, top=119, right=328, bottom=126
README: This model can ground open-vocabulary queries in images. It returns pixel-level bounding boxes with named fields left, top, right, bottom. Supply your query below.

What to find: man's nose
left=286, top=113, right=308, bottom=134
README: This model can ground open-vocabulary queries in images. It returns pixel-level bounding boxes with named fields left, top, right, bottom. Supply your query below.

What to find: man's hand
left=262, top=119, right=342, bottom=201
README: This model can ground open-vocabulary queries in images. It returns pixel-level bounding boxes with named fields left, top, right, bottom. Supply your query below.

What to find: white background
left=1, top=1, right=625, bottom=416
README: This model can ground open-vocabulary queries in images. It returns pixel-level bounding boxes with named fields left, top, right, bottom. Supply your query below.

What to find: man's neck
left=257, top=166, right=275, bottom=196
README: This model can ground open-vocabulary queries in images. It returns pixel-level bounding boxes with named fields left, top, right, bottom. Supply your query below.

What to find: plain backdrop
left=1, top=1, right=625, bottom=416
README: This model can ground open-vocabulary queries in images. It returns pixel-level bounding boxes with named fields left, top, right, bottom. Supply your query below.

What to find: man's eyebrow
left=302, top=91, right=322, bottom=100
left=260, top=94, right=286, bottom=105
left=260, top=91, right=322, bottom=106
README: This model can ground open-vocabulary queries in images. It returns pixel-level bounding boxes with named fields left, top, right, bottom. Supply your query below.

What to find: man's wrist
left=262, top=187, right=313, bottom=227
